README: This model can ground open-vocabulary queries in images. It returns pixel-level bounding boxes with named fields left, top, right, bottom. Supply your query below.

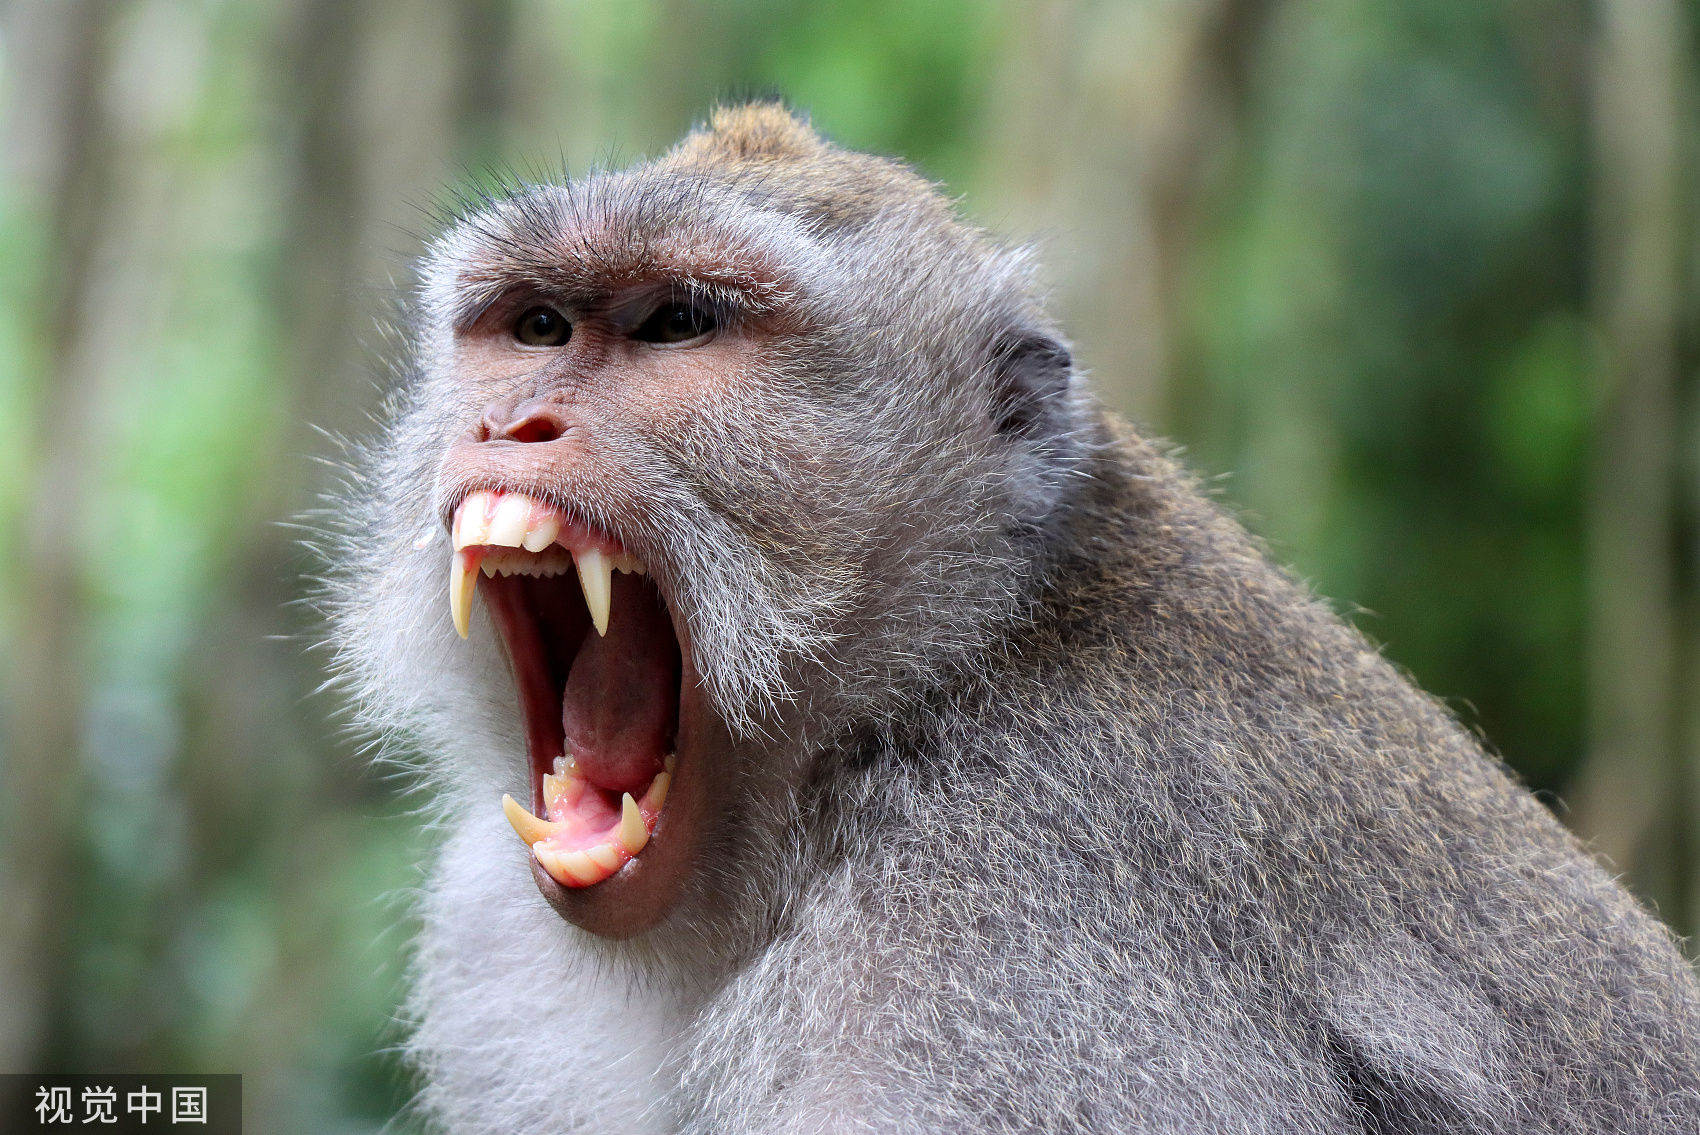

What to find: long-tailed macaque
left=324, top=105, right=1700, bottom=1133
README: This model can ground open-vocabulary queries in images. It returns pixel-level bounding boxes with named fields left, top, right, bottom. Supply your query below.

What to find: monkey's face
left=344, top=136, right=1074, bottom=941
left=428, top=242, right=790, bottom=938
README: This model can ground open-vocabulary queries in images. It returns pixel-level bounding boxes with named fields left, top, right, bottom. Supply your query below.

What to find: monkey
left=322, top=104, right=1700, bottom=1134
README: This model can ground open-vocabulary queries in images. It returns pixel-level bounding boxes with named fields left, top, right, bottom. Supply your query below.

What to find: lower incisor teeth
left=475, top=548, right=573, bottom=579
left=508, top=770, right=661, bottom=886
left=535, top=846, right=602, bottom=887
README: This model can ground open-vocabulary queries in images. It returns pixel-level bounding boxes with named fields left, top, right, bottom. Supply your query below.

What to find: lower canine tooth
left=619, top=792, right=649, bottom=854
left=449, top=549, right=481, bottom=638
left=576, top=548, right=612, bottom=636
left=502, top=794, right=565, bottom=846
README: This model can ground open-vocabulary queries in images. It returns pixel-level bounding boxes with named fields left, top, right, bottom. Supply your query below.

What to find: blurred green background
left=2, top=0, right=1697, bottom=1130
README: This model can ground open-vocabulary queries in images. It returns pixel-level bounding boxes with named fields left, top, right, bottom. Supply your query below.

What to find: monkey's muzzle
left=448, top=489, right=681, bottom=889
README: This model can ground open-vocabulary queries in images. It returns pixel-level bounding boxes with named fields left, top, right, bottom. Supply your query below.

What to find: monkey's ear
left=989, top=331, right=1075, bottom=442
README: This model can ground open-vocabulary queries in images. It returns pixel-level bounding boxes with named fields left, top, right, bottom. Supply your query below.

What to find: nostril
left=507, top=416, right=560, bottom=444
left=482, top=399, right=569, bottom=444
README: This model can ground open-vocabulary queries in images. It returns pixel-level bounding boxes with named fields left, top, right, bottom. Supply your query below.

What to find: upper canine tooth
left=502, top=794, right=565, bottom=846
left=449, top=548, right=482, bottom=638
left=576, top=548, right=612, bottom=636
left=486, top=493, right=531, bottom=547
left=522, top=512, right=561, bottom=553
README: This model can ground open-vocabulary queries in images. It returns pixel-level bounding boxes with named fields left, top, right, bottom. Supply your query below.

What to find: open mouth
left=449, top=489, right=681, bottom=889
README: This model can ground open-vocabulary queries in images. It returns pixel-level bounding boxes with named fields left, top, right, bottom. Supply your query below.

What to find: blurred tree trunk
left=1569, top=0, right=1694, bottom=936
left=206, top=0, right=509, bottom=1119
left=273, top=0, right=370, bottom=441
left=0, top=0, right=120, bottom=1070
left=452, top=0, right=517, bottom=170
left=979, top=0, right=1275, bottom=429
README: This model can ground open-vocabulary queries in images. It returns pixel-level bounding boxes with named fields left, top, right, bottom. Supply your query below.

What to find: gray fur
left=320, top=105, right=1700, bottom=1134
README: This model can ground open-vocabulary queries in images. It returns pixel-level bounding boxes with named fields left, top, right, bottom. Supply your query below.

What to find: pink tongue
left=562, top=573, right=678, bottom=794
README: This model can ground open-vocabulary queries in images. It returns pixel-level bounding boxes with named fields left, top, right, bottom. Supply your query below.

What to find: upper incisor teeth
left=486, top=494, right=531, bottom=547
left=522, top=513, right=561, bottom=553
left=449, top=493, right=651, bottom=637
left=454, top=490, right=495, bottom=550
left=453, top=491, right=571, bottom=556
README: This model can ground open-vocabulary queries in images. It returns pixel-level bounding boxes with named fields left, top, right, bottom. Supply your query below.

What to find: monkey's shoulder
left=831, top=420, right=1700, bottom=1083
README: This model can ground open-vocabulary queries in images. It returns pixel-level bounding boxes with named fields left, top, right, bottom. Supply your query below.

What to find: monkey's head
left=330, top=105, right=1085, bottom=942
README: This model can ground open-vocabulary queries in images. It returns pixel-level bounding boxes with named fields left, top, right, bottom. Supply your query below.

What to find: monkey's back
left=683, top=414, right=1700, bottom=1135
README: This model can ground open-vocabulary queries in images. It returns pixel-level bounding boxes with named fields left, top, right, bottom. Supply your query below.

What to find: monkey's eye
left=633, top=300, right=718, bottom=345
left=514, top=306, right=571, bottom=347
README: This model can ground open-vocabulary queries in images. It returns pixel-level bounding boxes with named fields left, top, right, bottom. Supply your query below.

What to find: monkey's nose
left=481, top=398, right=570, bottom=444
